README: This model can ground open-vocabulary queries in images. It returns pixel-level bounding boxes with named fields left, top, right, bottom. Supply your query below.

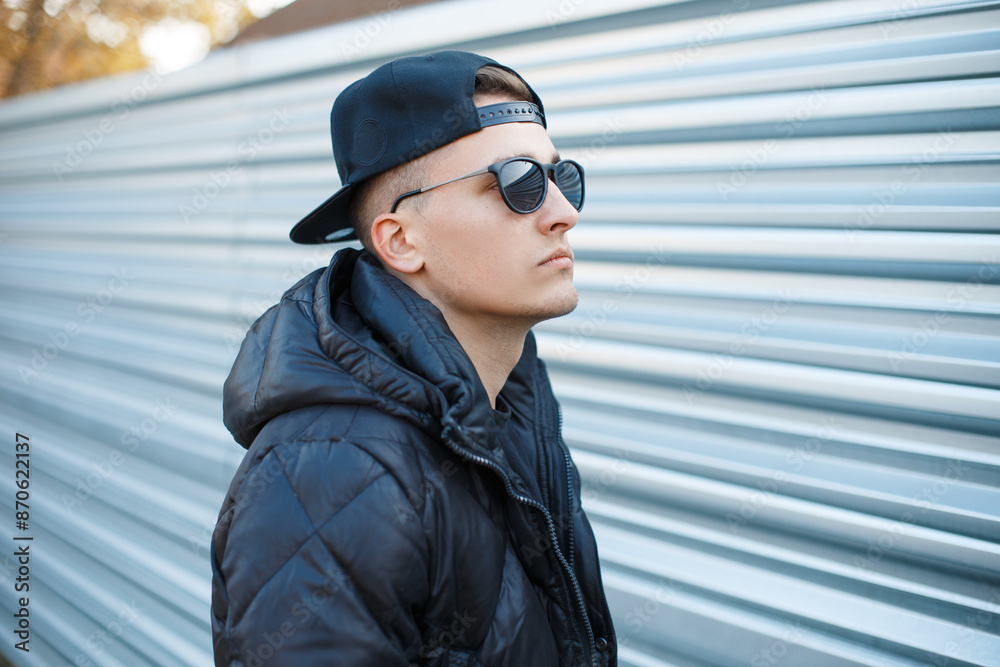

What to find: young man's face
left=402, top=104, right=580, bottom=329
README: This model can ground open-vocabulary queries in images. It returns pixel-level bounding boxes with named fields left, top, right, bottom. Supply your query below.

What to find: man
left=211, top=50, right=616, bottom=667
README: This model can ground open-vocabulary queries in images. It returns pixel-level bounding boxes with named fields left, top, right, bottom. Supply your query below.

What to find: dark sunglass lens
left=554, top=161, right=584, bottom=211
left=499, top=160, right=545, bottom=212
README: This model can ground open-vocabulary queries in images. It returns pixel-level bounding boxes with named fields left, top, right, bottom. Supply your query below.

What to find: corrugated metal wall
left=1, top=0, right=997, bottom=665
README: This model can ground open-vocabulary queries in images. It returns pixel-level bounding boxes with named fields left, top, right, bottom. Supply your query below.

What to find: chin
left=532, top=285, right=579, bottom=322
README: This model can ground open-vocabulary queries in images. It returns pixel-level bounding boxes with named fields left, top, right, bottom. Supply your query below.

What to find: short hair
left=348, top=64, right=535, bottom=252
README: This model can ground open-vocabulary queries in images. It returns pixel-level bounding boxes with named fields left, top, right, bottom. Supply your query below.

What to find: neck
left=440, top=312, right=530, bottom=409
left=384, top=262, right=534, bottom=409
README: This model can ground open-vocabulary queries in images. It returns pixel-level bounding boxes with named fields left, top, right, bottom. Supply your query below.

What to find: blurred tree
left=0, top=0, right=258, bottom=100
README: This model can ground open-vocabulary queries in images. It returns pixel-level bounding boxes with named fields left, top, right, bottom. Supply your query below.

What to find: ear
left=369, top=211, right=424, bottom=274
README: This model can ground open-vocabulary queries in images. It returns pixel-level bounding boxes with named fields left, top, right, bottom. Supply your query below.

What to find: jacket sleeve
left=212, top=437, right=431, bottom=666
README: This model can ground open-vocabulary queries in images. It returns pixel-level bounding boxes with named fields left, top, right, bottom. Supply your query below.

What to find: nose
left=538, top=178, right=579, bottom=234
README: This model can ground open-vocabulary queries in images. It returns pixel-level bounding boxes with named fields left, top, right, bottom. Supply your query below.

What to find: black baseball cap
left=289, top=50, right=547, bottom=244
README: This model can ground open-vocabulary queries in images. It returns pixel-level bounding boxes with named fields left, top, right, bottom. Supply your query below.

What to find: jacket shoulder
left=213, top=404, right=438, bottom=655
left=220, top=402, right=438, bottom=545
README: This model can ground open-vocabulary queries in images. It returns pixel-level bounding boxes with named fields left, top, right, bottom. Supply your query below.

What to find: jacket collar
left=224, top=247, right=539, bottom=462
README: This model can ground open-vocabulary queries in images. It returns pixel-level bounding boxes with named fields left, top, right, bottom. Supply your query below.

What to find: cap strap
left=477, top=101, right=544, bottom=128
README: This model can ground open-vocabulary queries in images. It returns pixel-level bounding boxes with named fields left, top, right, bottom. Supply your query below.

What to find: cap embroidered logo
left=353, top=120, right=387, bottom=166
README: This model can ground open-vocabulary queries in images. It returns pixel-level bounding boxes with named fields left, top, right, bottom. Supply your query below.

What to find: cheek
left=434, top=202, right=514, bottom=259
left=421, top=224, right=493, bottom=296
left=423, top=196, right=529, bottom=288
left=439, top=229, right=494, bottom=272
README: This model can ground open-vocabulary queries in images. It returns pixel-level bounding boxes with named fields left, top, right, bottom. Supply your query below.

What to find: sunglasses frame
left=389, top=157, right=585, bottom=215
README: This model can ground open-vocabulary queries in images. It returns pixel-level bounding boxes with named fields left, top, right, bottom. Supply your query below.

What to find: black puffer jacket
left=212, top=248, right=616, bottom=666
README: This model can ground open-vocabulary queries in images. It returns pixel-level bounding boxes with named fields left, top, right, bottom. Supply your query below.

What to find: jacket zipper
left=441, top=422, right=599, bottom=667
left=560, top=405, right=615, bottom=666
left=557, top=403, right=599, bottom=667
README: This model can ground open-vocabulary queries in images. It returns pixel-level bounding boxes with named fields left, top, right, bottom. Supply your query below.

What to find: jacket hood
left=223, top=248, right=536, bottom=453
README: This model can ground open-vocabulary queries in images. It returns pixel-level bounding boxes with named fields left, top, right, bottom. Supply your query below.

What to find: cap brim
left=289, top=184, right=357, bottom=244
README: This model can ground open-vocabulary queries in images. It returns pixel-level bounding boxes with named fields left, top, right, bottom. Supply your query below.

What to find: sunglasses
left=390, top=157, right=585, bottom=215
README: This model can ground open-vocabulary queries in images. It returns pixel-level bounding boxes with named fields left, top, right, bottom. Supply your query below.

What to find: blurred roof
left=229, top=0, right=446, bottom=45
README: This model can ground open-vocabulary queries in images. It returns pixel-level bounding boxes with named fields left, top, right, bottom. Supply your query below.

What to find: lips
left=539, top=248, right=574, bottom=269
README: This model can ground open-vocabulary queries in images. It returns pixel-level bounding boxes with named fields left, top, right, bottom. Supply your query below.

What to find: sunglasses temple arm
left=390, top=189, right=419, bottom=212
left=389, top=167, right=491, bottom=213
